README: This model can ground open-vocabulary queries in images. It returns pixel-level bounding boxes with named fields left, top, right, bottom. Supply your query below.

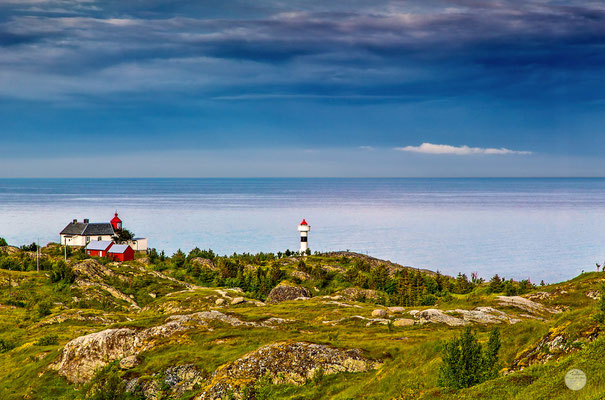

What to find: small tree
left=438, top=327, right=501, bottom=389
left=112, top=228, right=134, bottom=244
left=0, top=237, right=7, bottom=247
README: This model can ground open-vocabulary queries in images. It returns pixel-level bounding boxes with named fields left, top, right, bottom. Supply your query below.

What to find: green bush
left=37, top=301, right=53, bottom=318
left=35, top=334, right=58, bottom=346
left=86, top=362, right=128, bottom=400
left=437, top=327, right=501, bottom=389
left=0, top=237, right=7, bottom=246
left=0, top=338, right=15, bottom=353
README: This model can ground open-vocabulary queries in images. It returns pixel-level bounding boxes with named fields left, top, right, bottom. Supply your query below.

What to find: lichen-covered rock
left=190, top=258, right=216, bottom=270
left=72, top=259, right=116, bottom=282
left=290, top=270, right=311, bottom=281
left=338, top=287, right=378, bottom=302
left=53, top=311, right=291, bottom=383
left=411, top=309, right=469, bottom=326
left=231, top=297, right=245, bottom=305
left=393, top=318, right=415, bottom=327
left=215, top=298, right=225, bottom=305
left=120, top=355, right=140, bottom=370
left=196, top=342, right=382, bottom=399
left=387, top=306, right=405, bottom=314
left=53, top=328, right=140, bottom=383
left=371, top=309, right=387, bottom=318
left=497, top=295, right=561, bottom=314
left=266, top=283, right=311, bottom=303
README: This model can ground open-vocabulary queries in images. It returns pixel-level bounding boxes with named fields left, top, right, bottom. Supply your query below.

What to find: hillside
left=0, top=244, right=603, bottom=399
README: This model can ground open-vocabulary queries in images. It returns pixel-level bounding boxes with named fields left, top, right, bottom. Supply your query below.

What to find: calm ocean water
left=1, top=178, right=604, bottom=283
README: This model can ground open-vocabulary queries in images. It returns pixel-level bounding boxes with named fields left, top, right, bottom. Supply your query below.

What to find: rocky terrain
left=0, top=245, right=603, bottom=399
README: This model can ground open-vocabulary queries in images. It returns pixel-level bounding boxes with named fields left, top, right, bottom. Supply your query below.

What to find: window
left=86, top=237, right=90, bottom=243
left=300, top=236, right=307, bottom=242
left=98, top=236, right=102, bottom=241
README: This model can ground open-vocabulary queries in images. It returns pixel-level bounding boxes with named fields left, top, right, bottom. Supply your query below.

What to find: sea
left=1, top=178, right=604, bottom=284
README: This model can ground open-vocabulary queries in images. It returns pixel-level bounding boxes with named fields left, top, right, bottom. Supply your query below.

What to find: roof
left=60, top=222, right=88, bottom=235
left=108, top=244, right=130, bottom=254
left=300, top=219, right=308, bottom=226
left=62, top=221, right=115, bottom=236
left=83, top=223, right=115, bottom=236
left=111, top=213, right=122, bottom=224
left=85, top=241, right=114, bottom=251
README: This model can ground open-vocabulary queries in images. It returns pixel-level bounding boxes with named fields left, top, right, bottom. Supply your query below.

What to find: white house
left=60, top=219, right=115, bottom=247
left=60, top=213, right=148, bottom=252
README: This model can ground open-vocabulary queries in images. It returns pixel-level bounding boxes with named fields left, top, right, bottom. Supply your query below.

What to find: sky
left=1, top=0, right=605, bottom=177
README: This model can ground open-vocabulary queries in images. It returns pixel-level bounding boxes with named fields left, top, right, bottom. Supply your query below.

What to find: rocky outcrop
left=410, top=309, right=469, bottom=326
left=196, top=342, right=382, bottom=399
left=371, top=309, right=387, bottom=318
left=53, top=328, right=140, bottom=383
left=0, top=246, right=20, bottom=255
left=497, top=295, right=561, bottom=315
left=409, top=307, right=520, bottom=326
left=190, top=258, right=216, bottom=270
left=338, top=287, right=378, bottom=302
left=53, top=311, right=291, bottom=383
left=509, top=324, right=600, bottom=372
left=290, top=270, right=311, bottom=281
left=126, top=364, right=206, bottom=399
left=72, top=259, right=116, bottom=281
left=266, top=283, right=311, bottom=303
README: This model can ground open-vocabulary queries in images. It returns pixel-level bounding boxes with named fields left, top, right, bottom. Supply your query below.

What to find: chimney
left=73, top=219, right=77, bottom=223
left=84, top=219, right=89, bottom=223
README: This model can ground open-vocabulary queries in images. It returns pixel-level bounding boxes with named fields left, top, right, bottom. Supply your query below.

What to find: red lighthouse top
left=299, top=219, right=308, bottom=226
left=110, top=212, right=123, bottom=231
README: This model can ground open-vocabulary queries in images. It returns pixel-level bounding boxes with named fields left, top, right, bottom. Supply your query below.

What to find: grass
left=0, top=250, right=604, bottom=399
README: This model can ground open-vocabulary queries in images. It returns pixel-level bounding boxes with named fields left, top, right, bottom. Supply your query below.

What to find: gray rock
left=215, top=298, right=225, bottom=305
left=371, top=309, right=387, bottom=318
left=266, top=284, right=312, bottom=303
left=231, top=297, right=245, bottom=305
left=120, top=355, right=139, bottom=370
left=387, top=307, right=405, bottom=314
left=393, top=318, right=415, bottom=327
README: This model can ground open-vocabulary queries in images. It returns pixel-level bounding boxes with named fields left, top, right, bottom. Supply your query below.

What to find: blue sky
left=1, top=0, right=605, bottom=177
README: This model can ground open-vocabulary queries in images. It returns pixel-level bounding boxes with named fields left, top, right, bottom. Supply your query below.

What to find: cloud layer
left=395, top=143, right=532, bottom=155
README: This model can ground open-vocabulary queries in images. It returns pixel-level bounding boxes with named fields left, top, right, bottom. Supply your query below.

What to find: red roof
left=300, top=219, right=308, bottom=225
left=111, top=212, right=122, bottom=224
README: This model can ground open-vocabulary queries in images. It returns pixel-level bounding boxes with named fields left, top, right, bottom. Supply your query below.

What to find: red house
left=85, top=241, right=114, bottom=257
left=107, top=244, right=135, bottom=262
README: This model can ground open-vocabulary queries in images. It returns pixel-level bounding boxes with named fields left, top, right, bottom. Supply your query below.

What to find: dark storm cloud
left=1, top=0, right=605, bottom=102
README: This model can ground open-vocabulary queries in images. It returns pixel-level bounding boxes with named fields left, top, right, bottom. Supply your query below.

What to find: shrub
left=36, top=334, right=58, bottom=346
left=438, top=327, right=501, bottom=389
left=37, top=301, right=53, bottom=318
left=0, top=338, right=15, bottom=353
left=50, top=261, right=75, bottom=284
left=0, top=237, right=7, bottom=246
left=86, top=362, right=128, bottom=400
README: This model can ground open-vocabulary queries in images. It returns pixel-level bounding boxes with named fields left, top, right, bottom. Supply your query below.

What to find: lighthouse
left=297, top=219, right=310, bottom=254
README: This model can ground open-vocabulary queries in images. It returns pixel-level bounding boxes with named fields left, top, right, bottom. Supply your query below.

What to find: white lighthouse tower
left=297, top=219, right=310, bottom=254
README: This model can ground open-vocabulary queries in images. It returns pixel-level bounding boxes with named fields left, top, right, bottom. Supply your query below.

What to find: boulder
left=266, top=283, right=311, bottom=303
left=53, top=328, right=140, bottom=383
left=190, top=258, right=216, bottom=270
left=393, top=318, right=415, bottom=327
left=371, top=309, right=387, bottom=318
left=412, top=309, right=469, bottom=326
left=338, top=287, right=378, bottom=302
left=120, top=355, right=139, bottom=370
left=196, top=342, right=382, bottom=399
left=497, top=296, right=561, bottom=314
left=387, top=307, right=405, bottom=314
left=215, top=298, right=225, bottom=305
left=53, top=311, right=292, bottom=383
left=231, top=297, right=245, bottom=305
